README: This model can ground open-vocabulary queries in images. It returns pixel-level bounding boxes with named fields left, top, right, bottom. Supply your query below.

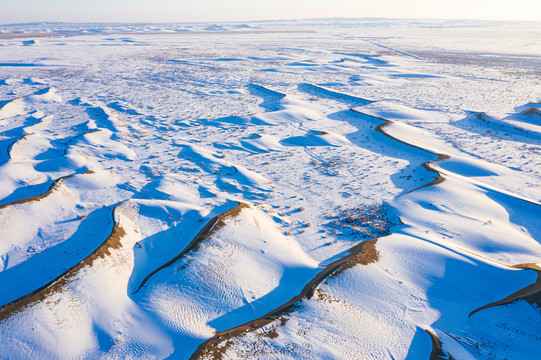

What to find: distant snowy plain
left=0, top=19, right=540, bottom=359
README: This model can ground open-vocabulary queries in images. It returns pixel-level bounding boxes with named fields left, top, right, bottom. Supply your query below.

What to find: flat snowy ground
left=0, top=19, right=540, bottom=359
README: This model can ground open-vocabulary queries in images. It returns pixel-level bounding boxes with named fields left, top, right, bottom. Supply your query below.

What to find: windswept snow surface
left=1, top=19, right=541, bottom=359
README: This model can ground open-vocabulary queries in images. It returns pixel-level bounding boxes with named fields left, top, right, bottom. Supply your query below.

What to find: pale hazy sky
left=2, top=0, right=541, bottom=24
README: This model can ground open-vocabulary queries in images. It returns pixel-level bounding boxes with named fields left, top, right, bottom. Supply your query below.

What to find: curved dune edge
left=425, top=330, right=455, bottom=360
left=469, top=263, right=541, bottom=317
left=351, top=109, right=449, bottom=193
left=190, top=87, right=447, bottom=359
left=0, top=201, right=127, bottom=322
left=194, top=85, right=540, bottom=358
left=1, top=114, right=52, bottom=163
left=56, top=129, right=100, bottom=157
left=297, top=84, right=448, bottom=193
left=298, top=83, right=374, bottom=105
left=522, top=108, right=541, bottom=116
left=0, top=95, right=26, bottom=118
left=133, top=201, right=249, bottom=294
left=2, top=133, right=32, bottom=164
left=189, top=238, right=379, bottom=360
left=0, top=91, right=54, bottom=121
left=247, top=84, right=286, bottom=100
left=352, top=101, right=541, bottom=342
left=0, top=170, right=94, bottom=209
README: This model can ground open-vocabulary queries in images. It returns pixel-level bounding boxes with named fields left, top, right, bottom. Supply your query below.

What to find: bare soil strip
left=133, top=202, right=248, bottom=294
left=0, top=30, right=315, bottom=40
left=0, top=201, right=126, bottom=322
left=0, top=33, right=69, bottom=39
left=425, top=330, right=455, bottom=360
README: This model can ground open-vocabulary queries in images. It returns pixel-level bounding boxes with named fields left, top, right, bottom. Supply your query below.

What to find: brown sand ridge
left=297, top=85, right=449, bottom=195
left=0, top=30, right=315, bottom=41
left=363, top=112, right=450, bottom=193
left=0, top=201, right=127, bottom=322
left=133, top=202, right=249, bottom=294
left=190, top=238, right=379, bottom=360
left=0, top=33, right=72, bottom=40
left=425, top=330, right=456, bottom=360
left=469, top=263, right=541, bottom=317
left=475, top=112, right=488, bottom=121
left=0, top=170, right=94, bottom=209
left=522, top=108, right=541, bottom=116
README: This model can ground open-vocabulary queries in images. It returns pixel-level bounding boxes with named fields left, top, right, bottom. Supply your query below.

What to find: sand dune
left=0, top=19, right=540, bottom=360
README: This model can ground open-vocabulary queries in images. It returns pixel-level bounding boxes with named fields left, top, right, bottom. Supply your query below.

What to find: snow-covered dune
left=0, top=19, right=540, bottom=360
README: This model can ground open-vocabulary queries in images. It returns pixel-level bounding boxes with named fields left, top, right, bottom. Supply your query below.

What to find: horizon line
left=2, top=16, right=541, bottom=27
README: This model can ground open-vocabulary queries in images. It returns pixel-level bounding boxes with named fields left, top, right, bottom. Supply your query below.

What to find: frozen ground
left=0, top=19, right=540, bottom=359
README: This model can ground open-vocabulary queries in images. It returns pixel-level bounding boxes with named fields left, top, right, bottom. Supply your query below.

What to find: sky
left=2, top=0, right=541, bottom=24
